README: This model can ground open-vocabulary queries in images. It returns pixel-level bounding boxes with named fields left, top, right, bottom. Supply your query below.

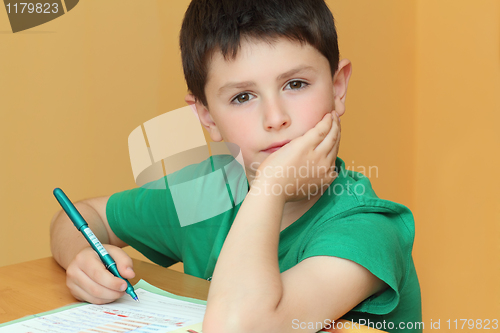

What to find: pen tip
left=134, top=297, right=140, bottom=302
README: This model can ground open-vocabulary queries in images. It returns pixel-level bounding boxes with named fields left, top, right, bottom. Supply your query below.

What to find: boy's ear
left=332, top=59, right=352, bottom=117
left=184, top=94, right=223, bottom=142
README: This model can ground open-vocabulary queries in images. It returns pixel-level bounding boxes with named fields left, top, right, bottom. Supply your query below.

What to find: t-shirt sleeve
left=106, top=180, right=183, bottom=268
left=299, top=211, right=415, bottom=315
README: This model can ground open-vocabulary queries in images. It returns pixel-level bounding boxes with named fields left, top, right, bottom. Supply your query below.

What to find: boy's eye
left=287, top=80, right=308, bottom=90
left=232, top=93, right=253, bottom=104
left=230, top=80, right=308, bottom=105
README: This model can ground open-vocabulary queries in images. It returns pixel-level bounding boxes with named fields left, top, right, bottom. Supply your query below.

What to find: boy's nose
left=262, top=101, right=291, bottom=131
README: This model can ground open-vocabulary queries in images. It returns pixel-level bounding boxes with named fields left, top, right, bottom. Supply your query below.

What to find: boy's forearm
left=204, top=183, right=286, bottom=331
left=50, top=202, right=109, bottom=269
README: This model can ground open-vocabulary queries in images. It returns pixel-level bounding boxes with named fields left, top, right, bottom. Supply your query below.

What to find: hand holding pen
left=53, top=188, right=139, bottom=303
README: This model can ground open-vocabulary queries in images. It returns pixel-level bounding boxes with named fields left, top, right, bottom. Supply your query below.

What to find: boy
left=50, top=0, right=422, bottom=332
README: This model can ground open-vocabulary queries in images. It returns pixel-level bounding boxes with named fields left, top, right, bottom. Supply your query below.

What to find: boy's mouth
left=261, top=139, right=291, bottom=153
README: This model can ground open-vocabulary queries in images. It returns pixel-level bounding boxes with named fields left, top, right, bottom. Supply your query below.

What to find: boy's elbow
left=203, top=305, right=280, bottom=333
left=202, top=308, right=244, bottom=333
left=202, top=317, right=257, bottom=333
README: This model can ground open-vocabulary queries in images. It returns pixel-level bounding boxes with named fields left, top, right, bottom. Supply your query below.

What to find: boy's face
left=190, top=37, right=351, bottom=178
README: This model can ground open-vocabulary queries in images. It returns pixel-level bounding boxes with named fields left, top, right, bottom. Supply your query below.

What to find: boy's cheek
left=299, top=111, right=330, bottom=132
left=294, top=99, right=333, bottom=125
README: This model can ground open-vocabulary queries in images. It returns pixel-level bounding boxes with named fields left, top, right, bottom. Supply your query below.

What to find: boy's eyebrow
left=217, top=65, right=316, bottom=96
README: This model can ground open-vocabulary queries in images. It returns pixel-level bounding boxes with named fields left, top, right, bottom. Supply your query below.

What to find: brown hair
left=179, top=0, right=340, bottom=108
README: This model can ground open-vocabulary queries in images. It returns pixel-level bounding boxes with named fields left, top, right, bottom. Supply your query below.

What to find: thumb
left=106, top=246, right=135, bottom=279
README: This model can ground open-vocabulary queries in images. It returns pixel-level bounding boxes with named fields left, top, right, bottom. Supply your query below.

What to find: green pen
left=53, top=187, right=139, bottom=302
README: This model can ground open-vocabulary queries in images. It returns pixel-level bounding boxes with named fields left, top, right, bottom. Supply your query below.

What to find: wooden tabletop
left=0, top=257, right=210, bottom=324
left=0, top=257, right=382, bottom=332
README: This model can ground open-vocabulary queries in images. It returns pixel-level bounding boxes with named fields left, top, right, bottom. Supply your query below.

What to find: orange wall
left=329, top=0, right=416, bottom=209
left=414, top=0, right=500, bottom=324
left=0, top=0, right=193, bottom=267
left=0, top=0, right=498, bottom=329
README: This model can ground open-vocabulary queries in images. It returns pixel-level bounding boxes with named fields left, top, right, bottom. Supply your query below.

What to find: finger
left=75, top=250, right=130, bottom=293
left=68, top=266, right=126, bottom=303
left=328, top=111, right=341, bottom=154
left=69, top=280, right=123, bottom=305
left=301, top=112, right=333, bottom=149
left=327, top=122, right=341, bottom=160
left=315, top=111, right=340, bottom=155
left=106, top=246, right=135, bottom=279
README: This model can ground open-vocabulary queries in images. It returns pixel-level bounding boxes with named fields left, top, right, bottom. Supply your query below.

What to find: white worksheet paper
left=0, top=287, right=205, bottom=333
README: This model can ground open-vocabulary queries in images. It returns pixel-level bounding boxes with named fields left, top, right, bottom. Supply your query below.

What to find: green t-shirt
left=106, top=156, right=422, bottom=332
